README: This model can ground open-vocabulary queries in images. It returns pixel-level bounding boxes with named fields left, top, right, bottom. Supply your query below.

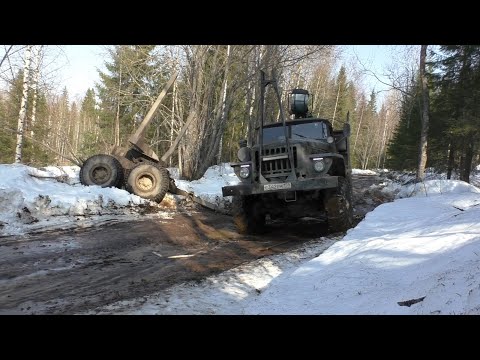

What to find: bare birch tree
left=417, top=45, right=429, bottom=180
left=217, top=44, right=231, bottom=164
left=29, top=45, right=42, bottom=138
left=15, top=45, right=33, bottom=163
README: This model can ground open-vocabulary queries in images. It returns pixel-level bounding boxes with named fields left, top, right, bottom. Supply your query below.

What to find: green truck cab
left=222, top=72, right=353, bottom=234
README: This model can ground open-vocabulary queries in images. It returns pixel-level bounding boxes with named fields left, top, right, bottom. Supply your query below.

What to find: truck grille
left=255, top=146, right=297, bottom=179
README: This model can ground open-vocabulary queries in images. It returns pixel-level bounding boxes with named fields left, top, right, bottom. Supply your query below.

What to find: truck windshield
left=291, top=122, right=327, bottom=140
left=262, top=122, right=328, bottom=145
left=263, top=126, right=286, bottom=145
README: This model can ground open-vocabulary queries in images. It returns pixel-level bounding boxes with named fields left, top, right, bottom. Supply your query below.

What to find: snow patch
left=0, top=164, right=150, bottom=237
left=352, top=169, right=378, bottom=175
left=244, top=190, right=480, bottom=315
left=396, top=180, right=480, bottom=199
left=173, top=163, right=239, bottom=210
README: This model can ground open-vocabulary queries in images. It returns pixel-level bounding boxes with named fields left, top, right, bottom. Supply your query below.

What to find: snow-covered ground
left=352, top=169, right=378, bottom=175
left=171, top=164, right=239, bottom=211
left=245, top=182, right=480, bottom=315
left=83, top=166, right=480, bottom=315
left=0, top=164, right=169, bottom=237
left=2, top=162, right=480, bottom=314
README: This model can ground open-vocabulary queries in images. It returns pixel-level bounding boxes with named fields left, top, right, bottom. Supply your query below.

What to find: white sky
left=59, top=45, right=394, bottom=100
left=59, top=45, right=105, bottom=99
left=2, top=162, right=480, bottom=314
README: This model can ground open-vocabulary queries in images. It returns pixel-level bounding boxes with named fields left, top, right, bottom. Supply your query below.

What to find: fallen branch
left=397, top=296, right=426, bottom=307
left=28, top=173, right=69, bottom=183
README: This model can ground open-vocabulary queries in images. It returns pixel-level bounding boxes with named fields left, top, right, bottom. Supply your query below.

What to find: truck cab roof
left=261, top=117, right=333, bottom=129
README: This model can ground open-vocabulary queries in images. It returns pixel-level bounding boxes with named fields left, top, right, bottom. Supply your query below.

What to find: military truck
left=79, top=72, right=195, bottom=203
left=222, top=71, right=353, bottom=234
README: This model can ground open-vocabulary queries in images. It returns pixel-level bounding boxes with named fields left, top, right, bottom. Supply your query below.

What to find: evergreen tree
left=0, top=69, right=51, bottom=165
left=78, top=88, right=100, bottom=157
left=96, top=45, right=161, bottom=149
left=429, top=45, right=480, bottom=181
left=332, top=66, right=349, bottom=125
left=385, top=84, right=422, bottom=170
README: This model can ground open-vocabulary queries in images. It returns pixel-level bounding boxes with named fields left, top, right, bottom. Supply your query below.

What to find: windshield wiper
left=292, top=132, right=324, bottom=140
left=292, top=132, right=308, bottom=139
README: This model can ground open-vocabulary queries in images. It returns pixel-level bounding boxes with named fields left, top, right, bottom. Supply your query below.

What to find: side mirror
left=343, top=123, right=351, bottom=137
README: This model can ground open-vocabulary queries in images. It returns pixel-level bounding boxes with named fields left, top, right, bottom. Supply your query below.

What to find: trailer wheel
left=232, top=195, right=265, bottom=235
left=79, top=154, right=124, bottom=188
left=324, top=176, right=353, bottom=233
left=126, top=163, right=170, bottom=203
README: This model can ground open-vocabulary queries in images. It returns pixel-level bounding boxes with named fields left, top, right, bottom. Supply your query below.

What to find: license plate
left=264, top=182, right=292, bottom=191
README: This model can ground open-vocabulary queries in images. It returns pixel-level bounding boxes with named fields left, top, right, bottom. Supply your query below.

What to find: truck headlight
left=238, top=147, right=251, bottom=162
left=313, top=158, right=325, bottom=172
left=239, top=165, right=250, bottom=178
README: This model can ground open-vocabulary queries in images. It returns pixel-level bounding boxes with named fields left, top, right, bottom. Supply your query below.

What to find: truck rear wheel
left=79, top=154, right=124, bottom=188
left=232, top=195, right=265, bottom=235
left=324, top=176, right=353, bottom=233
left=126, top=163, right=170, bottom=203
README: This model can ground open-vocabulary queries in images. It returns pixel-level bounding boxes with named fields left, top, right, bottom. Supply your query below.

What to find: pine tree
left=429, top=45, right=480, bottom=182
left=78, top=88, right=100, bottom=157
left=96, top=45, right=161, bottom=150
left=0, top=71, right=23, bottom=163
left=386, top=82, right=422, bottom=170
left=332, top=66, right=350, bottom=126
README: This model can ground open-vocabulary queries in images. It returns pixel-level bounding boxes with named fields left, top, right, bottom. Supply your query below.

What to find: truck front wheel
left=324, top=176, right=353, bottom=233
left=232, top=195, right=265, bottom=235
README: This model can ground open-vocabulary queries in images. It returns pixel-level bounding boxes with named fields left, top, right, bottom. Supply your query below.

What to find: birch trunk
left=417, top=45, right=429, bottom=181
left=332, top=83, right=341, bottom=126
left=15, top=45, right=33, bottom=163
left=217, top=45, right=231, bottom=164
left=115, top=68, right=122, bottom=146
left=447, top=142, right=455, bottom=179
left=169, top=81, right=176, bottom=166
left=30, top=45, right=41, bottom=138
left=353, top=101, right=364, bottom=153
left=377, top=110, right=388, bottom=168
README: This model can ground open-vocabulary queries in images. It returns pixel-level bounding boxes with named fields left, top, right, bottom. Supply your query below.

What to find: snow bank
left=352, top=169, right=378, bottom=175
left=396, top=180, right=480, bottom=199
left=173, top=164, right=239, bottom=210
left=244, top=186, right=480, bottom=315
left=0, top=164, right=148, bottom=237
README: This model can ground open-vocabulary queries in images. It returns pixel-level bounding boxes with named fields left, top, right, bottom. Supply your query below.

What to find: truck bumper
left=222, top=176, right=339, bottom=197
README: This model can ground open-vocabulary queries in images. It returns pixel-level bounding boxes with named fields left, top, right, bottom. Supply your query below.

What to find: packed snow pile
left=396, top=179, right=480, bottom=198
left=172, top=164, right=239, bottom=211
left=0, top=164, right=150, bottom=237
left=378, top=169, right=480, bottom=198
left=352, top=169, right=378, bottom=175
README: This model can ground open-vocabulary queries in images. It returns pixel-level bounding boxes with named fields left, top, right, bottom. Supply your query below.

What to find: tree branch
left=0, top=125, right=82, bottom=166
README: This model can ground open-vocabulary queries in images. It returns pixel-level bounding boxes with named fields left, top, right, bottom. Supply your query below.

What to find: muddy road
left=0, top=174, right=387, bottom=314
